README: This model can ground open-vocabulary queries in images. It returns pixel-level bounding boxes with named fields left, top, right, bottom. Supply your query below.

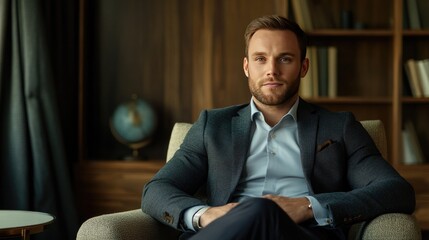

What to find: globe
left=110, top=97, right=157, bottom=160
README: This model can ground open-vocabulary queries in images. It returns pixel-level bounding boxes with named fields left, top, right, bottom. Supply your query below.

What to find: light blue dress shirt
left=233, top=97, right=307, bottom=199
left=184, top=98, right=332, bottom=231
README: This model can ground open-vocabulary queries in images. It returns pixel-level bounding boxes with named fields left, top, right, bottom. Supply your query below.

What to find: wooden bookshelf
left=297, top=0, right=429, bottom=230
left=76, top=0, right=429, bottom=231
left=310, top=29, right=395, bottom=37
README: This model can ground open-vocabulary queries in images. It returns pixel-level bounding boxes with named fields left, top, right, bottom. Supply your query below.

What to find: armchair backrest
left=359, top=120, right=387, bottom=159
left=166, top=122, right=192, bottom=161
left=166, top=120, right=388, bottom=162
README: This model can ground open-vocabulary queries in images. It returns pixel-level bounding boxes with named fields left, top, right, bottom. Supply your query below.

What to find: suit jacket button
left=163, top=212, right=174, bottom=224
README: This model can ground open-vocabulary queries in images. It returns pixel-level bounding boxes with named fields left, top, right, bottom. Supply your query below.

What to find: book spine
left=416, top=60, right=429, bottom=97
left=416, top=0, right=429, bottom=29
left=404, top=59, right=423, bottom=97
left=291, top=0, right=313, bottom=31
left=317, top=47, right=328, bottom=97
left=310, top=46, right=319, bottom=97
left=402, top=121, right=425, bottom=164
left=328, top=46, right=338, bottom=98
left=407, top=0, right=421, bottom=29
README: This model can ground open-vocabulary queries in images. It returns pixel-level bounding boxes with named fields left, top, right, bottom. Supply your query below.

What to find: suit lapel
left=297, top=99, right=319, bottom=194
left=225, top=105, right=252, bottom=202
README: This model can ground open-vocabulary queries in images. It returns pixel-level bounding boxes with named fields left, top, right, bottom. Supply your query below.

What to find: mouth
left=262, top=81, right=283, bottom=88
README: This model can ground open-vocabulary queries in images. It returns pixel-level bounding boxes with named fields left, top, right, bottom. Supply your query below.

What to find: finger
left=228, top=202, right=239, bottom=208
left=262, top=194, right=274, bottom=199
left=263, top=194, right=288, bottom=200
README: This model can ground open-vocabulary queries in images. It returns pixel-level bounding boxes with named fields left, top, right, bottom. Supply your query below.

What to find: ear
left=300, top=58, right=309, bottom=78
left=243, top=57, right=249, bottom=77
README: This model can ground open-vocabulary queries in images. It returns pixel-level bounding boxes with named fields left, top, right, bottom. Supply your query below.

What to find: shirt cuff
left=306, top=196, right=333, bottom=226
left=183, top=205, right=208, bottom=231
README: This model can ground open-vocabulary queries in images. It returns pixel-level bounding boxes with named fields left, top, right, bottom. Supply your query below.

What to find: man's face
left=243, top=29, right=308, bottom=107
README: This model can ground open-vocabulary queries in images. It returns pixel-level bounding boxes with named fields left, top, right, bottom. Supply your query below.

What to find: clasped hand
left=199, top=195, right=314, bottom=228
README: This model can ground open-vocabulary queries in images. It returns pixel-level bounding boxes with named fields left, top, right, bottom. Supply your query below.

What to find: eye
left=279, top=56, right=292, bottom=63
left=254, top=56, right=266, bottom=62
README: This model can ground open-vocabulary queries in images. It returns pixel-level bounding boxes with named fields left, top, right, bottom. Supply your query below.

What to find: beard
left=248, top=74, right=301, bottom=106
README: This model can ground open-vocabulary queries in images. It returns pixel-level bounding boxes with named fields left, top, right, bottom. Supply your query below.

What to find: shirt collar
left=250, top=97, right=299, bottom=122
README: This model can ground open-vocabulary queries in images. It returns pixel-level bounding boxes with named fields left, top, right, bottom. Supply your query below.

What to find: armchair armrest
left=77, top=210, right=420, bottom=240
left=76, top=209, right=179, bottom=240
left=349, top=213, right=421, bottom=240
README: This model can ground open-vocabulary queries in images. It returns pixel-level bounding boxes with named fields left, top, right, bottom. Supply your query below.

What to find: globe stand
left=110, top=118, right=153, bottom=161
left=123, top=140, right=151, bottom=161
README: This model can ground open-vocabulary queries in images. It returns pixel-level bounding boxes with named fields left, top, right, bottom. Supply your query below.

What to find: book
left=290, top=0, right=313, bottom=31
left=403, top=0, right=410, bottom=29
left=327, top=46, right=338, bottom=97
left=416, top=59, right=429, bottom=97
left=406, top=0, right=421, bottom=29
left=424, top=59, right=429, bottom=84
left=402, top=121, right=425, bottom=164
left=404, top=59, right=423, bottom=97
left=402, top=129, right=413, bottom=164
left=416, top=0, right=429, bottom=29
left=300, top=46, right=337, bottom=98
left=317, top=47, right=328, bottom=97
left=307, top=0, right=335, bottom=29
left=310, top=46, right=319, bottom=97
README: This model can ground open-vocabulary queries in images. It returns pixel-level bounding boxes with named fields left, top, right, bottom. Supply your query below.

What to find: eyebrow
left=250, top=52, right=296, bottom=57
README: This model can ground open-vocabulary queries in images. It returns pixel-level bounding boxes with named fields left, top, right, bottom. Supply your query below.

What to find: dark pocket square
left=317, top=139, right=334, bottom=152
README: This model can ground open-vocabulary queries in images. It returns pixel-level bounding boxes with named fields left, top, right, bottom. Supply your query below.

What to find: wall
left=82, top=0, right=289, bottom=159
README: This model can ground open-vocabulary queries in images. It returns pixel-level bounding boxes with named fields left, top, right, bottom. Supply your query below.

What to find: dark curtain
left=0, top=0, right=78, bottom=239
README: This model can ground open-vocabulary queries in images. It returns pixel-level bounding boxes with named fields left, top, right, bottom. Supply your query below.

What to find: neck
left=254, top=96, right=298, bottom=127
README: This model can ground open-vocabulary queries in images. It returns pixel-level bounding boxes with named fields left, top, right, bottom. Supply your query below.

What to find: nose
left=266, top=59, right=279, bottom=77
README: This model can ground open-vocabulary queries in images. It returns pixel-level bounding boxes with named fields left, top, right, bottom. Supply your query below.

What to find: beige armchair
left=77, top=120, right=421, bottom=240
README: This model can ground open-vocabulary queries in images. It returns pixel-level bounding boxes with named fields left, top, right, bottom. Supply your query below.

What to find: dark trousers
left=187, top=198, right=345, bottom=240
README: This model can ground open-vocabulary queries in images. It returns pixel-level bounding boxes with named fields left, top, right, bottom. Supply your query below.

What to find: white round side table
left=0, top=210, right=55, bottom=240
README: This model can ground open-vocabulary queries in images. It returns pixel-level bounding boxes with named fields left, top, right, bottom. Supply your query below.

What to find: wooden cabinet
left=75, top=160, right=164, bottom=220
left=76, top=0, right=429, bottom=230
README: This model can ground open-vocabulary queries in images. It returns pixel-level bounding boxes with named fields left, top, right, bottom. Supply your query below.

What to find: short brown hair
left=244, top=15, right=307, bottom=60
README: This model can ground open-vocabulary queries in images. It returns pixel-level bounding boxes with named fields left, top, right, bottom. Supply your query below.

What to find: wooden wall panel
left=82, top=0, right=289, bottom=159
left=171, top=0, right=291, bottom=119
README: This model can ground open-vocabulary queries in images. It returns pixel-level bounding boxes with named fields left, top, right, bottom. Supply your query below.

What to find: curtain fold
left=0, top=0, right=78, bottom=239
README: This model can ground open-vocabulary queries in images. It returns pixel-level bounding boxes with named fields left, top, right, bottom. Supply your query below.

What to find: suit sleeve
left=141, top=111, right=209, bottom=230
left=313, top=113, right=415, bottom=227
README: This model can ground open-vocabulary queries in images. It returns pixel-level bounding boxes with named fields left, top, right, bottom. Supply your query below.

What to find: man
left=142, top=15, right=415, bottom=239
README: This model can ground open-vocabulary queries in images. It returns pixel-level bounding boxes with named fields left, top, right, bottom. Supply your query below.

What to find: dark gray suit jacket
left=142, top=99, right=415, bottom=231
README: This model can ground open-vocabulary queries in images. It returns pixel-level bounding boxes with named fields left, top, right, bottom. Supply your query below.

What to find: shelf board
left=402, top=97, right=429, bottom=103
left=308, top=29, right=394, bottom=37
left=403, top=30, right=429, bottom=37
left=305, top=97, right=392, bottom=104
left=77, top=159, right=165, bottom=171
left=395, top=163, right=429, bottom=170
